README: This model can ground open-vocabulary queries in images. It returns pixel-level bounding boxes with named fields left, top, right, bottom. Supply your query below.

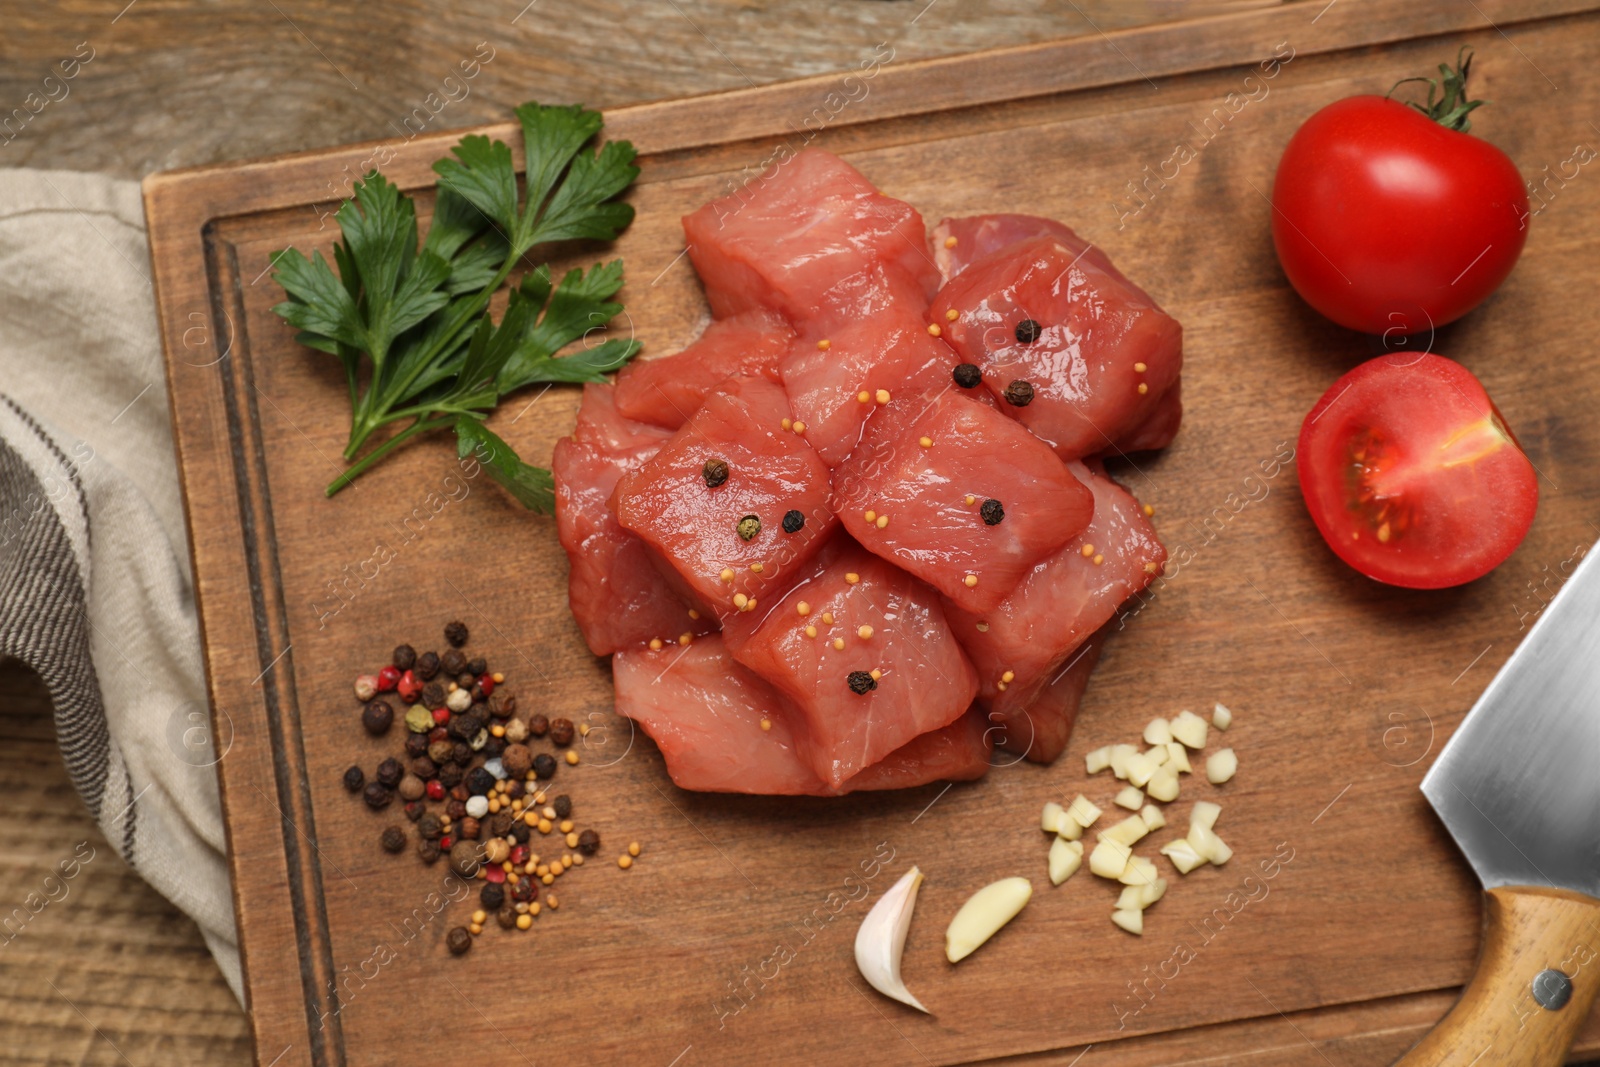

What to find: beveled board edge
left=142, top=1, right=1600, bottom=1063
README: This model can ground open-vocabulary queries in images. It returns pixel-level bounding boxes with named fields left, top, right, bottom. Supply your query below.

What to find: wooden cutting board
left=143, top=2, right=1600, bottom=1063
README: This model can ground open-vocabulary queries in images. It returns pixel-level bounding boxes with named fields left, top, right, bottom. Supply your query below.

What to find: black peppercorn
left=428, top=740, right=455, bottom=766
left=362, top=782, right=393, bottom=810
left=410, top=757, right=438, bottom=780
left=404, top=732, right=430, bottom=759
left=441, top=648, right=467, bottom=676
left=342, top=765, right=365, bottom=792
left=484, top=736, right=506, bottom=758
left=444, top=621, right=469, bottom=648
left=1003, top=379, right=1035, bottom=407
left=1014, top=318, right=1042, bottom=344
left=361, top=700, right=394, bottom=736
left=421, top=682, right=446, bottom=709
left=418, top=840, right=442, bottom=865
left=497, top=907, right=519, bottom=929
left=509, top=821, right=530, bottom=844
left=403, top=800, right=425, bottom=822
left=416, top=650, right=441, bottom=680
left=533, top=753, right=557, bottom=780
left=550, top=717, right=575, bottom=746
left=847, top=670, right=878, bottom=695
left=506, top=780, right=525, bottom=800
left=445, top=798, right=467, bottom=820
left=553, top=794, right=572, bottom=819
left=488, top=693, right=516, bottom=719
left=465, top=657, right=486, bottom=678
left=380, top=825, right=407, bottom=853
left=953, top=363, right=982, bottom=389
left=702, top=457, right=730, bottom=488
left=375, top=758, right=403, bottom=788
left=781, top=509, right=805, bottom=534
left=455, top=672, right=476, bottom=692
left=446, top=926, right=473, bottom=956
left=392, top=644, right=417, bottom=671
left=529, top=714, right=550, bottom=738
left=489, top=812, right=514, bottom=838
left=448, top=712, right=482, bottom=742
left=449, top=784, right=470, bottom=803
left=451, top=741, right=474, bottom=766
left=980, top=498, right=1005, bottom=526
left=480, top=882, right=506, bottom=910
left=465, top=767, right=496, bottom=796
left=736, top=514, right=761, bottom=541
left=418, top=813, right=444, bottom=840
left=438, top=763, right=464, bottom=790
left=577, top=828, right=600, bottom=855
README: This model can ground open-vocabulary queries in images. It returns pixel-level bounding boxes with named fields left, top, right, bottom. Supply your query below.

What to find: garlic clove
left=1206, top=748, right=1238, bottom=785
left=1212, top=702, right=1233, bottom=731
left=946, top=877, right=1032, bottom=963
left=855, top=866, right=930, bottom=1012
left=1113, top=786, right=1144, bottom=811
left=1089, top=838, right=1132, bottom=879
left=1190, top=800, right=1222, bottom=831
left=1143, top=717, right=1172, bottom=745
left=1048, top=836, right=1083, bottom=885
left=1170, top=709, right=1209, bottom=749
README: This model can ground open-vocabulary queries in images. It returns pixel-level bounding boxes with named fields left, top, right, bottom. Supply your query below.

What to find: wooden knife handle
left=1395, top=886, right=1600, bottom=1066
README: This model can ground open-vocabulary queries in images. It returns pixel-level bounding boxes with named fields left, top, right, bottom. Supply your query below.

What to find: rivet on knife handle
left=1393, top=886, right=1600, bottom=1066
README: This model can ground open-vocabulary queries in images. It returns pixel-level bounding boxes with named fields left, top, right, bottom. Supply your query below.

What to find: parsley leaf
left=456, top=417, right=556, bottom=514
left=271, top=102, right=642, bottom=503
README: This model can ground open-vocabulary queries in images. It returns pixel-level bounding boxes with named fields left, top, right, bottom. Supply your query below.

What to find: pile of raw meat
left=553, top=149, right=1181, bottom=795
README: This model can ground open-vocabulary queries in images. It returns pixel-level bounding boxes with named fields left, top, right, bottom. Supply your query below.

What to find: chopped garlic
left=1160, top=836, right=1206, bottom=874
left=1055, top=816, right=1083, bottom=842
left=1048, top=837, right=1083, bottom=885
left=1113, top=786, right=1144, bottom=811
left=1169, top=710, right=1209, bottom=749
left=1065, top=794, right=1102, bottom=829
left=1118, top=855, right=1159, bottom=886
left=1085, top=746, right=1113, bottom=774
left=1125, top=751, right=1157, bottom=788
left=1143, top=717, right=1172, bottom=745
left=946, top=877, right=1032, bottom=963
left=1166, top=742, right=1192, bottom=774
left=1109, top=744, right=1138, bottom=780
left=1190, top=801, right=1221, bottom=831
left=1099, top=814, right=1150, bottom=848
left=1041, top=801, right=1067, bottom=834
left=1212, top=702, right=1232, bottom=731
left=1116, top=877, right=1167, bottom=911
left=1145, top=744, right=1169, bottom=767
left=1089, top=839, right=1132, bottom=879
left=1146, top=764, right=1180, bottom=803
left=1187, top=823, right=1233, bottom=865
left=1206, top=748, right=1238, bottom=785
left=1111, top=908, right=1144, bottom=935
left=1139, top=804, right=1166, bottom=831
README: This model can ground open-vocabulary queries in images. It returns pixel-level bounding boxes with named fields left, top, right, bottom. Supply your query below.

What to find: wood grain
left=140, top=1, right=1600, bottom=1064
left=1396, top=887, right=1600, bottom=1066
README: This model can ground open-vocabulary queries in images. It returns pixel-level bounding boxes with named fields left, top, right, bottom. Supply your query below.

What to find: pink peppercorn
left=439, top=836, right=452, bottom=850
left=426, top=780, right=445, bottom=801
left=476, top=673, right=495, bottom=697
left=432, top=707, right=450, bottom=725
left=396, top=669, right=423, bottom=704
left=510, top=845, right=528, bottom=866
left=484, top=866, right=506, bottom=884
left=354, top=674, right=379, bottom=702
left=376, top=665, right=401, bottom=692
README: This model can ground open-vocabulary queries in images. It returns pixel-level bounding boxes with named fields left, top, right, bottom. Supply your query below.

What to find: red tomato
left=1297, top=354, right=1537, bottom=589
left=1271, top=95, right=1529, bottom=335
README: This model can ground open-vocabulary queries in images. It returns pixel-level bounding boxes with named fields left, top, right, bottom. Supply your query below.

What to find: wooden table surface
left=19, top=0, right=1584, bottom=1063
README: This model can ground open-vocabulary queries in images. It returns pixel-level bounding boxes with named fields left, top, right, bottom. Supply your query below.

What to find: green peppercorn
left=847, top=671, right=878, bottom=695
left=446, top=926, right=473, bottom=955
left=737, top=515, right=761, bottom=541
left=980, top=499, right=1005, bottom=526
left=703, top=457, right=730, bottom=488
left=404, top=706, right=433, bottom=733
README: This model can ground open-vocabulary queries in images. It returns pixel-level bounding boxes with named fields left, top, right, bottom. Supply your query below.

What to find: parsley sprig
left=271, top=102, right=642, bottom=508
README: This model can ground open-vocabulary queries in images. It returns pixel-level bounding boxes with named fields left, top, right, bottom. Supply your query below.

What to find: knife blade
left=1396, top=538, right=1600, bottom=1067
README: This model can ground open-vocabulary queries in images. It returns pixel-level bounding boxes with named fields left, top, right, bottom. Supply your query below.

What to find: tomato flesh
left=1298, top=354, right=1537, bottom=589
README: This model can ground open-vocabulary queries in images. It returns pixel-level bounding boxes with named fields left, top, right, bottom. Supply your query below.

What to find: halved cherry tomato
left=1298, top=354, right=1537, bottom=589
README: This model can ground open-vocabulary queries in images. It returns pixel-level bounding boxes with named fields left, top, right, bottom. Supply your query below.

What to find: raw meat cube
left=846, top=708, right=993, bottom=792
left=831, top=391, right=1093, bottom=611
left=682, top=149, right=939, bottom=323
left=986, top=625, right=1107, bottom=765
left=553, top=385, right=715, bottom=655
left=723, top=536, right=978, bottom=787
left=612, top=308, right=794, bottom=430
left=944, top=461, right=1164, bottom=719
left=612, top=376, right=835, bottom=620
left=931, top=214, right=1158, bottom=303
left=935, top=234, right=1182, bottom=460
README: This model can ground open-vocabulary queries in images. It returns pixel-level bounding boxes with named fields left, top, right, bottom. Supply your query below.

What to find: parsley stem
left=326, top=414, right=453, bottom=497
